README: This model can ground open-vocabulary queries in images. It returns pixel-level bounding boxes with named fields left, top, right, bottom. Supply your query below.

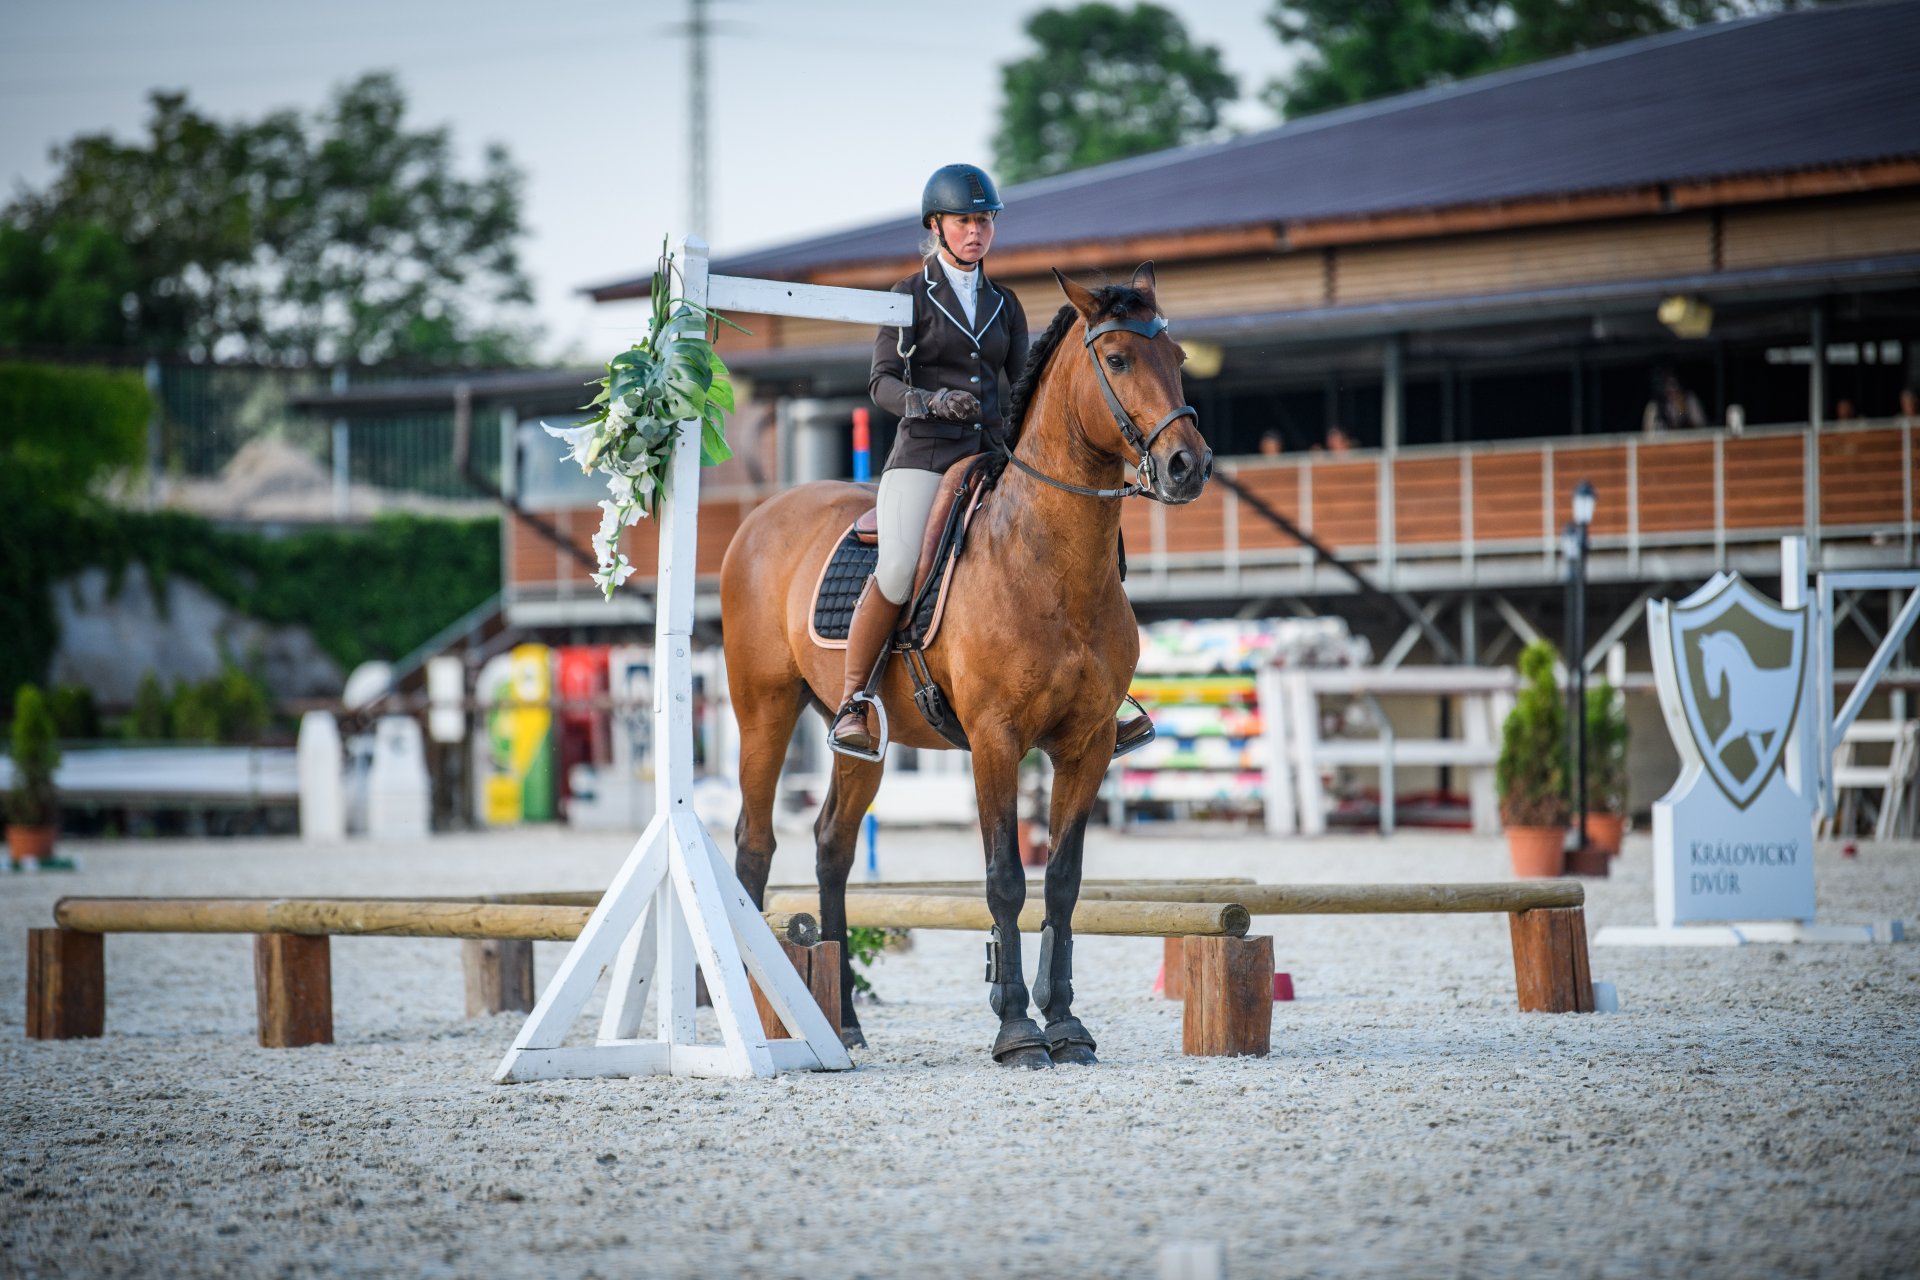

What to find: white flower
left=592, top=553, right=636, bottom=599
left=607, top=395, right=638, bottom=430
left=593, top=500, right=622, bottom=562
left=542, top=420, right=600, bottom=472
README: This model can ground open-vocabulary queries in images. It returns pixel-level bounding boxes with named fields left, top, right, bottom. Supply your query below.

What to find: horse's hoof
left=991, top=1017, right=1050, bottom=1068
left=997, top=1045, right=1054, bottom=1070
left=1044, top=1015, right=1098, bottom=1065
left=839, top=1026, right=868, bottom=1050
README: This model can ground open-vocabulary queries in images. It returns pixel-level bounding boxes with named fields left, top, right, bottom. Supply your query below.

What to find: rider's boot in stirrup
left=830, top=576, right=900, bottom=758
left=1112, top=694, right=1156, bottom=760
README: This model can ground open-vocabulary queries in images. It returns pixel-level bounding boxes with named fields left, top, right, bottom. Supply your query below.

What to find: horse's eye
left=1105, top=353, right=1127, bottom=372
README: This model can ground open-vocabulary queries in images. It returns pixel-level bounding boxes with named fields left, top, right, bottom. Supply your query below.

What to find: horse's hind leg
left=732, top=680, right=809, bottom=909
left=814, top=750, right=885, bottom=1048
left=1035, top=737, right=1112, bottom=1066
left=972, top=729, right=1053, bottom=1069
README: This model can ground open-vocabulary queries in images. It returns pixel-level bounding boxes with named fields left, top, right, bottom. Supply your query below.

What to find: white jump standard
left=495, top=237, right=910, bottom=1082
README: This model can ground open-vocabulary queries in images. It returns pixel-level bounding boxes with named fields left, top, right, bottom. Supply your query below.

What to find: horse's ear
left=1052, top=267, right=1101, bottom=321
left=1130, top=261, right=1157, bottom=302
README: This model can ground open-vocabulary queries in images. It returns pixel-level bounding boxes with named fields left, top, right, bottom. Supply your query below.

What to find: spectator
left=1643, top=371, right=1706, bottom=434
left=1314, top=424, right=1354, bottom=454
left=1257, top=430, right=1284, bottom=456
left=1900, top=386, right=1919, bottom=425
left=1834, top=398, right=1858, bottom=422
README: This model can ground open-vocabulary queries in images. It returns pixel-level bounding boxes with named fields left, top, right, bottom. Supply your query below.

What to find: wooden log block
left=26, top=928, right=104, bottom=1040
left=1508, top=906, right=1595, bottom=1013
left=254, top=934, right=333, bottom=1048
left=1181, top=935, right=1274, bottom=1057
left=462, top=939, right=536, bottom=1017
left=763, top=892, right=1249, bottom=938
left=1162, top=936, right=1186, bottom=1000
left=749, top=940, right=842, bottom=1039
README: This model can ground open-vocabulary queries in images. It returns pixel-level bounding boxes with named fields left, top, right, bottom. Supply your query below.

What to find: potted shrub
left=7, top=684, right=61, bottom=868
left=1496, top=641, right=1569, bottom=877
left=1583, top=679, right=1630, bottom=857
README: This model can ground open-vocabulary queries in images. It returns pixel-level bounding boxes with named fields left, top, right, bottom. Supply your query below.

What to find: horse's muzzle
left=1156, top=445, right=1212, bottom=504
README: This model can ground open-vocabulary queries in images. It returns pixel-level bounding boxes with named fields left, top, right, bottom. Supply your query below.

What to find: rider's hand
left=927, top=389, right=980, bottom=422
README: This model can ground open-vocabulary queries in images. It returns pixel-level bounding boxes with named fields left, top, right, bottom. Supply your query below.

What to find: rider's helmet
left=921, top=164, right=1004, bottom=227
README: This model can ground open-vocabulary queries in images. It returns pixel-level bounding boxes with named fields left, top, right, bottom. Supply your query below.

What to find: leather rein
left=998, top=313, right=1198, bottom=502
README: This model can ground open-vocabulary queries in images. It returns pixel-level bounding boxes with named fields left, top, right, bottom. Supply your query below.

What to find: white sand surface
left=3, top=826, right=1916, bottom=1278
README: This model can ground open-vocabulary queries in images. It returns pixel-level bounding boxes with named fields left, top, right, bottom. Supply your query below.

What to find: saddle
left=809, top=453, right=1006, bottom=748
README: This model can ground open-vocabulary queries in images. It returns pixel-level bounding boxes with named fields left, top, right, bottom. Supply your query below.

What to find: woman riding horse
left=829, top=163, right=1151, bottom=759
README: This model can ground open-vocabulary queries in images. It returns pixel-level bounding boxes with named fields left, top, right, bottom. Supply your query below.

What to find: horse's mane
left=1007, top=284, right=1153, bottom=435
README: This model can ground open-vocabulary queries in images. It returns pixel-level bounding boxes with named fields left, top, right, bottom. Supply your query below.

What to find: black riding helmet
left=921, top=163, right=1003, bottom=227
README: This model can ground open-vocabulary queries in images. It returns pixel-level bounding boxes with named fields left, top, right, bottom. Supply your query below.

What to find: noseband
left=1000, top=313, right=1198, bottom=501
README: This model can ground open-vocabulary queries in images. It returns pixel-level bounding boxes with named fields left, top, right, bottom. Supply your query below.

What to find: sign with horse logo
left=1647, top=573, right=1815, bottom=927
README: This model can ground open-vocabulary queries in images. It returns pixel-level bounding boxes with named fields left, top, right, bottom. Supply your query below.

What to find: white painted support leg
left=598, top=893, right=658, bottom=1042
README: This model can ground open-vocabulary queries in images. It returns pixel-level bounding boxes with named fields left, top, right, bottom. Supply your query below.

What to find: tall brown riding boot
left=830, top=576, right=903, bottom=757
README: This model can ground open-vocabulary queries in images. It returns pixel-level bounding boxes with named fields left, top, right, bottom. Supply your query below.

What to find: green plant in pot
left=1583, top=679, right=1630, bottom=856
left=1496, top=640, right=1569, bottom=877
left=7, top=684, right=61, bottom=866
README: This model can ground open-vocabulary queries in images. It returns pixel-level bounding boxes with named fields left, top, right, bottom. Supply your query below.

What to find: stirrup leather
left=829, top=690, right=889, bottom=763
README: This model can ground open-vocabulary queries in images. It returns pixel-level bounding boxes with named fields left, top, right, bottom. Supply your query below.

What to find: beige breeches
left=874, top=466, right=946, bottom=604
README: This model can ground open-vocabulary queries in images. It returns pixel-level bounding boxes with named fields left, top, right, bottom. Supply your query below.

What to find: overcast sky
left=3, top=0, right=1299, bottom=362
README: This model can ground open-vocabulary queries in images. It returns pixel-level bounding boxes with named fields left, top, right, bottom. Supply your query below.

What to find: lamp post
left=1564, top=480, right=1598, bottom=872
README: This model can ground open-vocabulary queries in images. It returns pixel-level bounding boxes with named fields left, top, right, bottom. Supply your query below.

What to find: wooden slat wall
left=1163, top=483, right=1230, bottom=555
left=1550, top=446, right=1631, bottom=538
left=1229, top=465, right=1305, bottom=551
left=1309, top=460, right=1378, bottom=551
left=1471, top=451, right=1546, bottom=542
left=1335, top=217, right=1713, bottom=306
left=1723, top=435, right=1804, bottom=529
left=1637, top=439, right=1716, bottom=535
left=1821, top=430, right=1907, bottom=528
left=1393, top=455, right=1462, bottom=545
left=1721, top=193, right=1920, bottom=272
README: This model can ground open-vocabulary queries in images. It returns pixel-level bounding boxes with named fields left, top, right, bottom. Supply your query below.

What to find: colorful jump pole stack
left=852, top=407, right=871, bottom=483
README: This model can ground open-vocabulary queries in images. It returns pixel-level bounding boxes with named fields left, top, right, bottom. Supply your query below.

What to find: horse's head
left=1051, top=263, right=1212, bottom=504
left=1696, top=633, right=1727, bottom=697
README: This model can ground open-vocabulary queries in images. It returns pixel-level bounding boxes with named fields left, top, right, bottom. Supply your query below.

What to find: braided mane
left=1007, top=284, right=1152, bottom=435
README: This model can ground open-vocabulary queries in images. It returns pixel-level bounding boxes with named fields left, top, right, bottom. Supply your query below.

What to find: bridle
left=1000, top=313, right=1198, bottom=502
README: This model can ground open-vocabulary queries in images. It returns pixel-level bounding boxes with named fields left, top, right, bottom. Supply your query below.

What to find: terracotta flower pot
left=1505, top=825, right=1566, bottom=878
left=1584, top=812, right=1627, bottom=857
left=8, top=824, right=56, bottom=867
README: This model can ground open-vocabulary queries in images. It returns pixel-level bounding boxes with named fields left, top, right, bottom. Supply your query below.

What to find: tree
left=1, top=74, right=535, bottom=366
left=993, top=3, right=1239, bottom=184
left=1264, top=1, right=1810, bottom=120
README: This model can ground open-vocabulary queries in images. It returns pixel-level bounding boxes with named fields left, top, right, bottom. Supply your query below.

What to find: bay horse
left=719, top=264, right=1211, bottom=1068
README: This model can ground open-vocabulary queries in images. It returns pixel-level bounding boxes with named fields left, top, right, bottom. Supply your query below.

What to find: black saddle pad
left=812, top=529, right=879, bottom=641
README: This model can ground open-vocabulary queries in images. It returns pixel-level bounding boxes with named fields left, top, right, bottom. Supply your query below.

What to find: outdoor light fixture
left=1565, top=479, right=1604, bottom=876
left=1658, top=294, right=1714, bottom=339
left=1180, top=340, right=1224, bottom=379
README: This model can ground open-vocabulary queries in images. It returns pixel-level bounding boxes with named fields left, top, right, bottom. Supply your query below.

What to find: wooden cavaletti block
left=254, top=934, right=333, bottom=1048
left=750, top=940, right=841, bottom=1040
left=463, top=939, right=536, bottom=1017
left=1508, top=907, right=1595, bottom=1013
left=27, top=928, right=104, bottom=1040
left=1181, top=935, right=1274, bottom=1057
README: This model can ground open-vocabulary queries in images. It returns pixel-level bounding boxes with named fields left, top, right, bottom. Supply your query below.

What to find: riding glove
left=907, top=388, right=981, bottom=422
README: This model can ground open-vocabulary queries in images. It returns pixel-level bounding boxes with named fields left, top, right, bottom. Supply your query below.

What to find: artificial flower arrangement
left=545, top=241, right=742, bottom=596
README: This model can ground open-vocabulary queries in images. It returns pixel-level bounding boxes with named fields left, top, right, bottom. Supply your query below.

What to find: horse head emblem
left=1669, top=576, right=1808, bottom=809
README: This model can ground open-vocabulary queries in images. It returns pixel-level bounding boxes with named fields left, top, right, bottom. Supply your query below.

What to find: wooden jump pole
left=863, top=881, right=1584, bottom=912
left=763, top=892, right=1249, bottom=938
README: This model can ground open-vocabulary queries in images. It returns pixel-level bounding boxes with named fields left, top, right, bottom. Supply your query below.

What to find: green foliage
left=163, top=666, right=269, bottom=744
left=127, top=673, right=170, bottom=740
left=1263, top=1, right=1797, bottom=119
left=48, top=685, right=99, bottom=739
left=1, top=74, right=534, bottom=366
left=993, top=3, right=1239, bottom=183
left=844, top=926, right=909, bottom=997
left=1497, top=639, right=1570, bottom=828
left=7, top=684, right=61, bottom=827
left=0, top=361, right=150, bottom=504
left=1584, top=679, right=1630, bottom=813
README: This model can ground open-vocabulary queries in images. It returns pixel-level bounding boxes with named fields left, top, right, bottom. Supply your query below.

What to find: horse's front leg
left=1034, top=734, right=1112, bottom=1066
left=974, top=729, right=1052, bottom=1069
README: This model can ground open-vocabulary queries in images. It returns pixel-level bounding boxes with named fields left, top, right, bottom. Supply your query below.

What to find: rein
left=1000, top=313, right=1197, bottom=502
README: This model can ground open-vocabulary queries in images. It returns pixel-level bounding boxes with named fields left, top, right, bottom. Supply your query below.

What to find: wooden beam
left=763, top=892, right=1249, bottom=938
left=1509, top=907, right=1596, bottom=1013
left=1162, top=937, right=1187, bottom=1001
left=463, top=939, right=536, bottom=1017
left=254, top=934, right=332, bottom=1048
left=26, top=928, right=103, bottom=1040
left=1181, top=935, right=1274, bottom=1057
left=809, top=225, right=1289, bottom=289
left=838, top=881, right=1582, bottom=914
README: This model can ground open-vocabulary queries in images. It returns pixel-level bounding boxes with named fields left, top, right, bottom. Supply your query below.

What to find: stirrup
left=828, top=691, right=889, bottom=763
left=1112, top=694, right=1156, bottom=760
